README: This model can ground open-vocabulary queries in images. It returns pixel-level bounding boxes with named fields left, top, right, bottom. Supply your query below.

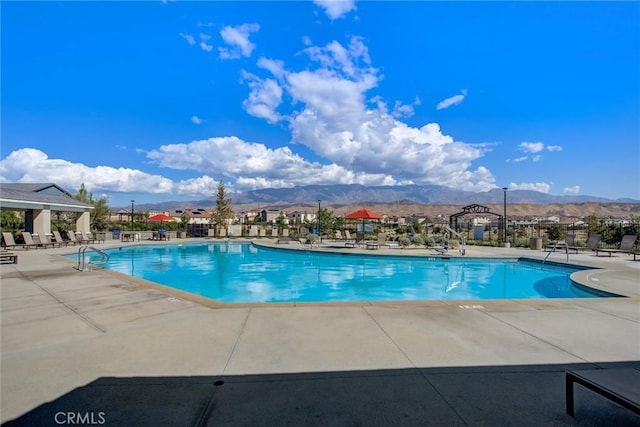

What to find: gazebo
left=0, top=183, right=93, bottom=236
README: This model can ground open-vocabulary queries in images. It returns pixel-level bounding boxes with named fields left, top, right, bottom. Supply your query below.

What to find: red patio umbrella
left=147, top=213, right=176, bottom=223
left=344, top=209, right=383, bottom=220
left=344, top=209, right=383, bottom=234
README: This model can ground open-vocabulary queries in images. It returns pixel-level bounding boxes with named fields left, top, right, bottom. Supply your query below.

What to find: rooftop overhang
left=0, top=197, right=92, bottom=213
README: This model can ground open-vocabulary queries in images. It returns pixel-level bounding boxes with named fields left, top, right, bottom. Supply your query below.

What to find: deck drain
left=213, top=380, right=224, bottom=386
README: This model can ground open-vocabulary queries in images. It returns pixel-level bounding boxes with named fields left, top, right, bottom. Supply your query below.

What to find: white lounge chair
left=433, top=240, right=450, bottom=255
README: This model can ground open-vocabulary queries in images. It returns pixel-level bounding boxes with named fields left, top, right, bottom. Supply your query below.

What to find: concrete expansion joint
left=479, top=310, right=591, bottom=364
left=59, top=302, right=107, bottom=334
left=361, top=306, right=417, bottom=367
left=220, top=308, right=252, bottom=376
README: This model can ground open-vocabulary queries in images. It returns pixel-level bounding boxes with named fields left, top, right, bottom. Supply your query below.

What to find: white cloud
left=191, top=116, right=204, bottom=125
left=519, top=142, right=563, bottom=154
left=179, top=32, right=196, bottom=46
left=238, top=38, right=495, bottom=192
left=0, top=148, right=174, bottom=194
left=199, top=33, right=213, bottom=52
left=174, top=175, right=220, bottom=195
left=313, top=0, right=356, bottom=20
left=257, top=57, right=286, bottom=79
left=509, top=156, right=528, bottom=163
left=514, top=142, right=562, bottom=163
left=392, top=97, right=421, bottom=118
left=563, top=185, right=580, bottom=194
left=219, top=23, right=259, bottom=60
left=519, top=142, right=544, bottom=153
left=509, top=182, right=551, bottom=193
left=146, top=136, right=399, bottom=191
left=241, top=71, right=283, bottom=124
left=436, top=89, right=467, bottom=110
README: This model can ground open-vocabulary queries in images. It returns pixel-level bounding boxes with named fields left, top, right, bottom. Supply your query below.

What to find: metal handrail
left=542, top=241, right=569, bottom=263
left=444, top=226, right=466, bottom=256
left=76, top=245, right=110, bottom=271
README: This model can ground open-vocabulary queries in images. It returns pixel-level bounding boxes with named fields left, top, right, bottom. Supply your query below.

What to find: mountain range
left=134, top=184, right=639, bottom=211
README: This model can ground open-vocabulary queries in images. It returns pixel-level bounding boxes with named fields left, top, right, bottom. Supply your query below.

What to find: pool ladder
left=542, top=242, right=569, bottom=264
left=76, top=246, right=110, bottom=271
left=444, top=226, right=466, bottom=256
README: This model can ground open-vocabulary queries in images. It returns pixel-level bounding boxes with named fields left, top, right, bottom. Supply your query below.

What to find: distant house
left=162, top=208, right=212, bottom=237
left=288, top=211, right=315, bottom=224
left=260, top=209, right=282, bottom=224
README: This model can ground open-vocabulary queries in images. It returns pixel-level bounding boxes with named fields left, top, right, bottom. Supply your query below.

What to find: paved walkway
left=1, top=239, right=639, bottom=426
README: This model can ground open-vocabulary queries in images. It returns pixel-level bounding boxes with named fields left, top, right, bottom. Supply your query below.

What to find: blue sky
left=2, top=1, right=639, bottom=206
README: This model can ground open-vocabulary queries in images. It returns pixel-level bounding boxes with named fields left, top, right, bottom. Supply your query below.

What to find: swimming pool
left=81, top=242, right=611, bottom=304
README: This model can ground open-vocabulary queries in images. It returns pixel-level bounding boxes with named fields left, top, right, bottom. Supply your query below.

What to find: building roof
left=166, top=208, right=211, bottom=219
left=0, top=182, right=92, bottom=212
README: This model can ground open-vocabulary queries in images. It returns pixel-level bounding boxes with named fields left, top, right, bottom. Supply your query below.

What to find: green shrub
left=410, top=235, right=424, bottom=245
left=513, top=237, right=530, bottom=248
left=423, top=236, right=435, bottom=247
left=397, top=236, right=411, bottom=247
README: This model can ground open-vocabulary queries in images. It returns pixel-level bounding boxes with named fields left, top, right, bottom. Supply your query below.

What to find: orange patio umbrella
left=344, top=209, right=383, bottom=220
left=344, top=209, right=383, bottom=233
left=146, top=213, right=176, bottom=223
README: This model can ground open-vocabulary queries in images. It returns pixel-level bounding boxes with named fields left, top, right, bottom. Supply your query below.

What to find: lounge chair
left=343, top=230, right=356, bottom=245
left=433, top=240, right=450, bottom=255
left=304, top=233, right=319, bottom=248
left=545, top=234, right=577, bottom=252
left=365, top=233, right=386, bottom=250
left=0, top=249, right=18, bottom=263
left=276, top=236, right=299, bottom=244
left=22, top=232, right=55, bottom=249
left=2, top=232, right=22, bottom=250
left=345, top=232, right=364, bottom=248
left=596, top=235, right=638, bottom=257
left=566, top=368, right=640, bottom=417
left=67, top=230, right=85, bottom=245
left=38, top=233, right=62, bottom=248
left=87, top=231, right=105, bottom=243
left=78, top=231, right=95, bottom=244
left=53, top=230, right=72, bottom=246
left=382, top=235, right=400, bottom=249
left=568, top=234, right=601, bottom=253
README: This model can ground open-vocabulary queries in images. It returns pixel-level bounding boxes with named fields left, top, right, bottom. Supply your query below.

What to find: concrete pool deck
left=1, top=239, right=639, bottom=425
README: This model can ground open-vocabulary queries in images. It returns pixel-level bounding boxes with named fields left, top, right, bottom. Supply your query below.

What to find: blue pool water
left=80, top=242, right=609, bottom=303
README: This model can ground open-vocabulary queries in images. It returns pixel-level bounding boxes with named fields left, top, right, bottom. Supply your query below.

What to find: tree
left=547, top=224, right=564, bottom=242
left=585, top=214, right=600, bottom=236
left=0, top=210, right=22, bottom=232
left=317, top=208, right=335, bottom=237
left=91, top=197, right=111, bottom=230
left=211, top=181, right=233, bottom=236
left=276, top=212, right=287, bottom=233
left=412, top=217, right=423, bottom=234
left=72, top=183, right=110, bottom=230
left=73, top=183, right=93, bottom=204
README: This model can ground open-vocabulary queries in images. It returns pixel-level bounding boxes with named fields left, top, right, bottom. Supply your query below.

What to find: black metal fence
left=443, top=221, right=640, bottom=249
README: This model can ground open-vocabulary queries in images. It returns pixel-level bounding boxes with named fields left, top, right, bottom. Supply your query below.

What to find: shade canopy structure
left=344, top=209, right=383, bottom=220
left=147, top=213, right=176, bottom=222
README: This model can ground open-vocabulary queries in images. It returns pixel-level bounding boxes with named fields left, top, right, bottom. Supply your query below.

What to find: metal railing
left=445, top=226, right=466, bottom=255
left=76, top=246, right=109, bottom=272
left=542, top=242, right=569, bottom=264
